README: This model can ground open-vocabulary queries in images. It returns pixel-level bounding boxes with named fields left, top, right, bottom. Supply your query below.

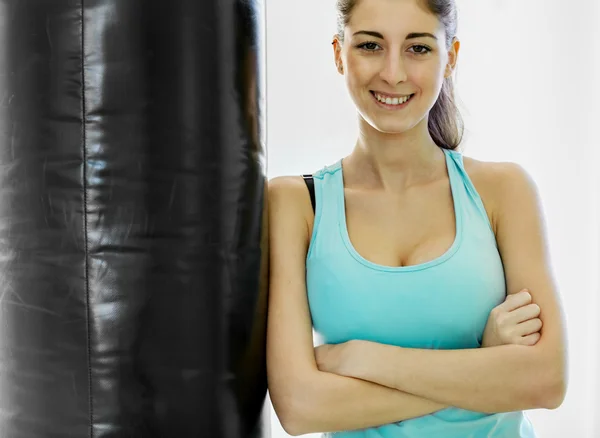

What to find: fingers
left=486, top=288, right=543, bottom=348
left=521, top=332, right=541, bottom=346
left=508, top=303, right=541, bottom=324
left=499, top=289, right=532, bottom=312
left=516, top=317, right=543, bottom=336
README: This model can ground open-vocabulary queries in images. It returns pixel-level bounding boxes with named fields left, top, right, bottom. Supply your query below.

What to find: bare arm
left=337, top=340, right=549, bottom=414
left=266, top=176, right=449, bottom=436
left=318, top=163, right=568, bottom=414
left=281, top=372, right=448, bottom=435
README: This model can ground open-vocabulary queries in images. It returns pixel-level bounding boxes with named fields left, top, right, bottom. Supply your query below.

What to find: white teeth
left=375, top=93, right=412, bottom=105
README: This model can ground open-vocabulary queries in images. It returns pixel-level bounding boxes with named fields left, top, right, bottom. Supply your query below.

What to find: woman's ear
left=332, top=34, right=344, bottom=75
left=445, top=37, right=460, bottom=78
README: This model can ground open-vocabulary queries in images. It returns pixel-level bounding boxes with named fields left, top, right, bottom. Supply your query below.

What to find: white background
left=264, top=0, right=600, bottom=437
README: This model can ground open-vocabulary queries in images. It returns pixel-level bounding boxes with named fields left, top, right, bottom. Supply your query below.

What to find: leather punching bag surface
left=0, top=0, right=268, bottom=437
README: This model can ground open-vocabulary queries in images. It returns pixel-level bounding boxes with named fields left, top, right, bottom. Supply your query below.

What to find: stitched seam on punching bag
left=79, top=1, right=94, bottom=437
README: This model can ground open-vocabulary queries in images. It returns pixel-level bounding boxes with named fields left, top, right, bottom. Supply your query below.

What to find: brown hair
left=336, top=0, right=464, bottom=150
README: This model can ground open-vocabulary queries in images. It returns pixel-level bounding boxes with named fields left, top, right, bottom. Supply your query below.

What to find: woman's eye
left=357, top=42, right=432, bottom=55
left=411, top=45, right=432, bottom=55
left=358, top=42, right=380, bottom=51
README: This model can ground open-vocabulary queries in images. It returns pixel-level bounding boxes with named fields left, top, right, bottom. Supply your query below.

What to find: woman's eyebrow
left=352, top=30, right=438, bottom=40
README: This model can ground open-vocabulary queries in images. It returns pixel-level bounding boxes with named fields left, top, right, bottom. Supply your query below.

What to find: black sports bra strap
left=302, top=174, right=316, bottom=213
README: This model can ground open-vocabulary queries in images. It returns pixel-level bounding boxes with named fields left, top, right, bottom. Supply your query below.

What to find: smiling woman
left=333, top=0, right=463, bottom=148
left=266, top=0, right=568, bottom=437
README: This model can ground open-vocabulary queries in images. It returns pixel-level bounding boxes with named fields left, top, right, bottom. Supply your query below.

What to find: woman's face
left=333, top=0, right=459, bottom=135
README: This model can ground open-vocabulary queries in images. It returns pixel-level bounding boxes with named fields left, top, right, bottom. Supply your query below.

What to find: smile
left=371, top=91, right=415, bottom=108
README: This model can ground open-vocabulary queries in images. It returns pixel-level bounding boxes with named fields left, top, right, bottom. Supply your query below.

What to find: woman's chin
left=364, top=118, right=413, bottom=135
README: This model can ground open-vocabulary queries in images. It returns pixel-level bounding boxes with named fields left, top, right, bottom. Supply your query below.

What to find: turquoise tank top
left=306, top=148, right=537, bottom=437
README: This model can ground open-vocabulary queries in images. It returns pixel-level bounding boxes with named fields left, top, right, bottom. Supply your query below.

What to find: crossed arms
left=266, top=163, right=568, bottom=436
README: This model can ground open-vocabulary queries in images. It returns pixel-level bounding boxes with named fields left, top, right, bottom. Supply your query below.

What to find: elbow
left=536, top=368, right=567, bottom=410
left=540, top=377, right=567, bottom=410
left=284, top=423, right=309, bottom=437
left=270, top=380, right=320, bottom=436
left=275, top=402, right=315, bottom=437
left=279, top=417, right=303, bottom=437
left=530, top=344, right=567, bottom=410
left=278, top=407, right=307, bottom=437
left=279, top=394, right=320, bottom=436
left=270, top=393, right=305, bottom=436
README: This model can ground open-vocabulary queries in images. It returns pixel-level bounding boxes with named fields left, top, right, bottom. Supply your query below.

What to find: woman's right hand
left=481, top=289, right=542, bottom=348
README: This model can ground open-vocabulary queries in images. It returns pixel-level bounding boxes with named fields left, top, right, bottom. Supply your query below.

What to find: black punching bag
left=0, top=0, right=269, bottom=437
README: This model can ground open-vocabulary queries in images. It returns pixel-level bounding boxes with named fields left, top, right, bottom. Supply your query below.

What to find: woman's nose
left=379, top=53, right=408, bottom=85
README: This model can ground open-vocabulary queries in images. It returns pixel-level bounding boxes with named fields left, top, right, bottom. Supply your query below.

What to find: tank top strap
left=308, top=160, right=344, bottom=259
left=444, top=148, right=495, bottom=236
left=311, top=159, right=343, bottom=211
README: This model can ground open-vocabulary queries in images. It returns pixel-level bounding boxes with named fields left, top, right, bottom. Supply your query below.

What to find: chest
left=328, top=161, right=496, bottom=269
left=306, top=157, right=504, bottom=349
left=306, top=240, right=506, bottom=349
left=344, top=184, right=458, bottom=268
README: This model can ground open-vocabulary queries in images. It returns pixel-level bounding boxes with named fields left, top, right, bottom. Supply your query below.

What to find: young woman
left=266, top=0, right=568, bottom=436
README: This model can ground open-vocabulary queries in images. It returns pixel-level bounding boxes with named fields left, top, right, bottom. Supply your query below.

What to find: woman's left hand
left=314, top=340, right=361, bottom=377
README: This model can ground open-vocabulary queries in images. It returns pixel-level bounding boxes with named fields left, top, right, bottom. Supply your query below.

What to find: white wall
left=265, top=1, right=600, bottom=437
left=588, top=1, right=600, bottom=435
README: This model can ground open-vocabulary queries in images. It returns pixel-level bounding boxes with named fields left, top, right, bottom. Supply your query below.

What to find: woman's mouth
left=370, top=91, right=415, bottom=109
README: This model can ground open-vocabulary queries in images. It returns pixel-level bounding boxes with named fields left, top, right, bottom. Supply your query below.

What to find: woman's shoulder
left=461, top=154, right=534, bottom=236
left=268, top=175, right=314, bottom=207
left=462, top=154, right=531, bottom=193
left=268, top=175, right=316, bottom=233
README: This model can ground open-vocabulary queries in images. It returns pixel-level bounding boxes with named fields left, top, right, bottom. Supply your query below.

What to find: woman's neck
left=344, top=118, right=445, bottom=192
